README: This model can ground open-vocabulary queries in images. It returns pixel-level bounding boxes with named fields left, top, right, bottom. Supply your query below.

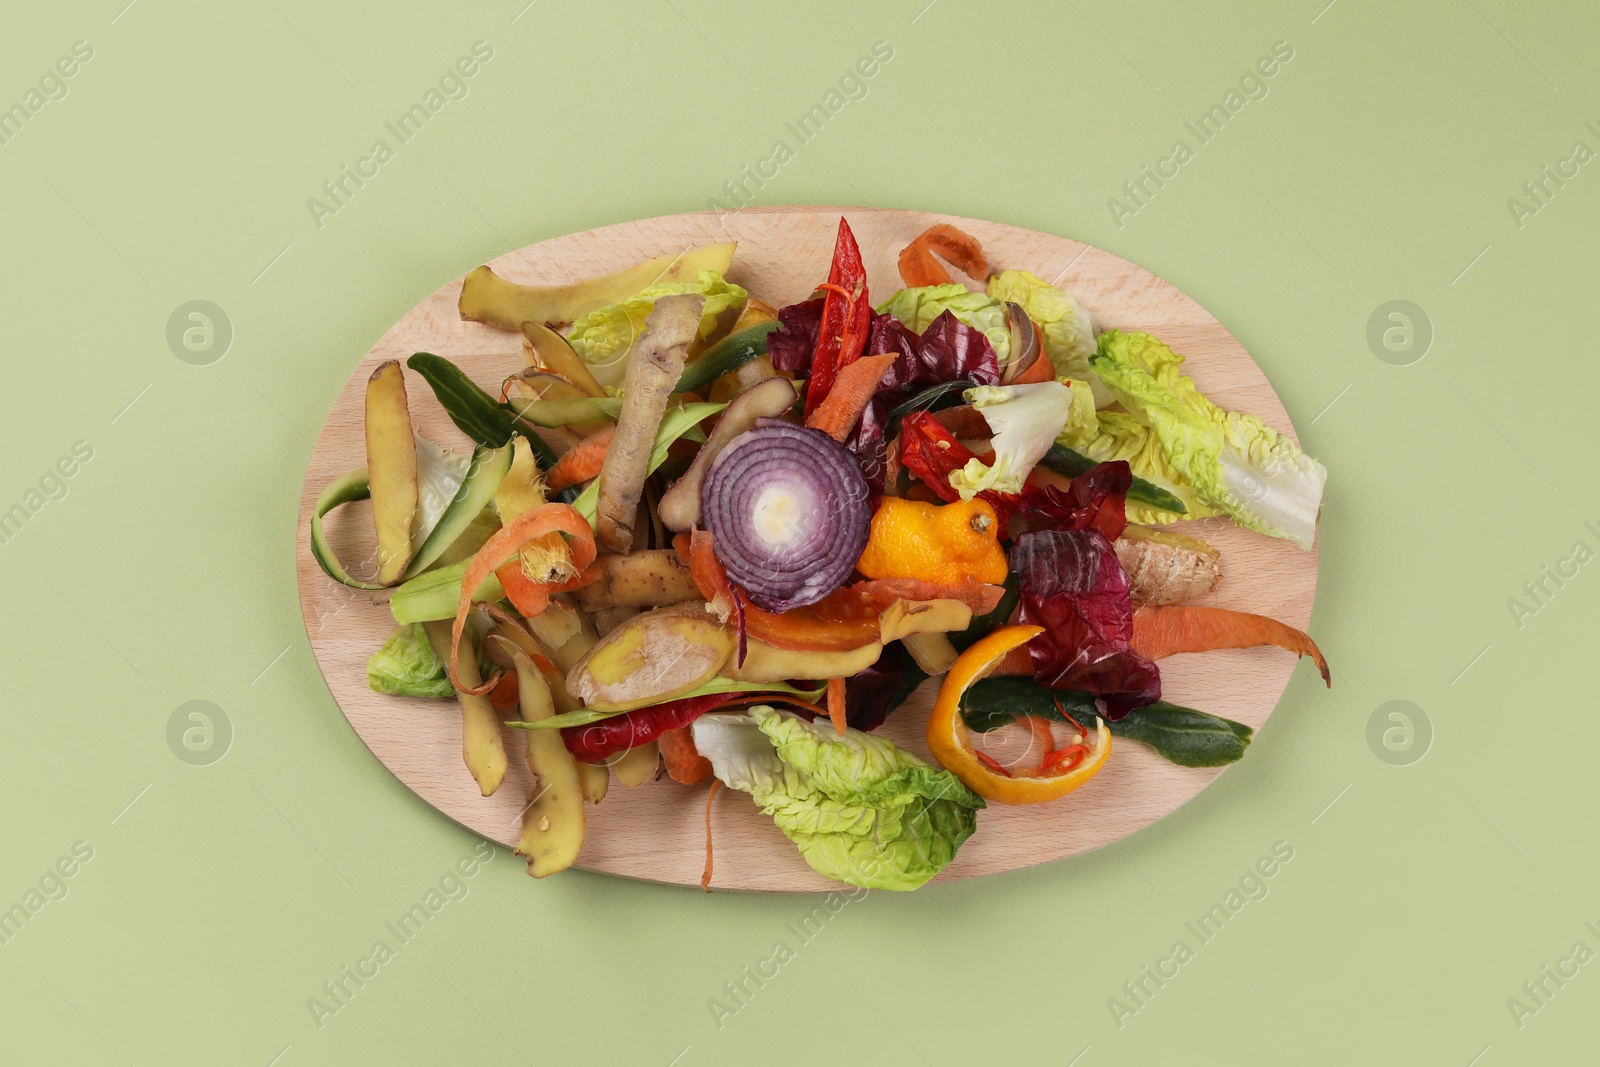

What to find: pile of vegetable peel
left=310, top=217, right=1329, bottom=891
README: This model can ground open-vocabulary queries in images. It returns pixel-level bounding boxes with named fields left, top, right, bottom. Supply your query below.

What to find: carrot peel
left=701, top=778, right=723, bottom=892
left=660, top=725, right=713, bottom=786
left=804, top=353, right=895, bottom=442
left=545, top=426, right=614, bottom=490
left=826, top=677, right=847, bottom=735
left=897, top=224, right=989, bottom=287
left=1131, top=605, right=1330, bottom=685
left=451, top=503, right=596, bottom=693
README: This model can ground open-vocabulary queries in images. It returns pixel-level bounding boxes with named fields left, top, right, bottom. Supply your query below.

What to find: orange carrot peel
left=660, top=725, right=713, bottom=786
left=701, top=778, right=723, bottom=892
left=1131, top=605, right=1331, bottom=685
left=826, top=677, right=847, bottom=736
left=804, top=353, right=895, bottom=443
left=545, top=426, right=614, bottom=490
left=897, top=224, right=990, bottom=287
left=451, top=503, right=597, bottom=694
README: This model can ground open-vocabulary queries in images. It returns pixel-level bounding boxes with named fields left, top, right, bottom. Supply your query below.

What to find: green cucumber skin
left=1041, top=444, right=1186, bottom=516
left=390, top=560, right=505, bottom=623
left=407, top=352, right=580, bottom=504
left=1108, top=707, right=1252, bottom=768
left=675, top=321, right=777, bottom=395
left=959, top=676, right=1252, bottom=768
left=513, top=397, right=623, bottom=428
left=408, top=352, right=519, bottom=447
left=402, top=443, right=512, bottom=580
left=309, top=467, right=386, bottom=590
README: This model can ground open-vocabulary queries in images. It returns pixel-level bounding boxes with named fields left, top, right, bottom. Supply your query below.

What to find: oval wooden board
left=296, top=206, right=1319, bottom=893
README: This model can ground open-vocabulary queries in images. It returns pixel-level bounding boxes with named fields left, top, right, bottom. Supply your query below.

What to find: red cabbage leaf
left=1010, top=529, right=1160, bottom=720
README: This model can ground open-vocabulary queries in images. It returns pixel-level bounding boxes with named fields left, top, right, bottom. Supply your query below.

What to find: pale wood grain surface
left=295, top=206, right=1320, bottom=893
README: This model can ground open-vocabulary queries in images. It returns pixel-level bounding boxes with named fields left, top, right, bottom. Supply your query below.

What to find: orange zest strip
left=545, top=426, right=615, bottom=491
left=451, top=503, right=596, bottom=694
left=701, top=778, right=723, bottom=892
left=827, top=677, right=847, bottom=736
left=1131, top=605, right=1331, bottom=686
left=804, top=353, right=895, bottom=443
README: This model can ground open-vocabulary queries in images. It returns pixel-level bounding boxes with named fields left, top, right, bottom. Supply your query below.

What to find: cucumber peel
left=390, top=559, right=505, bottom=624
left=1041, top=443, right=1187, bottom=516
left=675, top=321, right=777, bottom=395
left=402, top=443, right=512, bottom=580
left=509, top=396, right=624, bottom=428
left=310, top=467, right=385, bottom=590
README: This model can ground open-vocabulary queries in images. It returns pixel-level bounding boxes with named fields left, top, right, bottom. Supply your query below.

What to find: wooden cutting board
left=295, top=206, right=1320, bottom=893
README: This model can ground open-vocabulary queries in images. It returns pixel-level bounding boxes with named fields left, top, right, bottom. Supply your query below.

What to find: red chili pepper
left=1052, top=694, right=1090, bottom=738
left=561, top=694, right=729, bottom=762
left=975, top=751, right=1014, bottom=778
left=561, top=692, right=830, bottom=762
left=803, top=218, right=870, bottom=419
left=1039, top=744, right=1090, bottom=776
left=898, top=410, right=1018, bottom=524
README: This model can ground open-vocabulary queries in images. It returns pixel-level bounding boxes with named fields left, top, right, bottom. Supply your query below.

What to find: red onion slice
left=700, top=420, right=871, bottom=612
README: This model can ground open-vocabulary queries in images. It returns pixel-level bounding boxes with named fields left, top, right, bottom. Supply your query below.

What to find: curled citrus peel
left=927, top=624, right=1111, bottom=805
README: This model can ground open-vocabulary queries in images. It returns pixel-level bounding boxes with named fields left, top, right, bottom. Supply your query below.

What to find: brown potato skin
left=572, top=551, right=701, bottom=610
left=566, top=603, right=733, bottom=711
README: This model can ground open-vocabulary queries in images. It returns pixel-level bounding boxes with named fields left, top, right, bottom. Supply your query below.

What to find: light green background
left=2, top=1, right=1594, bottom=1063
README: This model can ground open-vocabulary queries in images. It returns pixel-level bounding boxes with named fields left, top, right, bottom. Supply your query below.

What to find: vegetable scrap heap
left=312, top=219, right=1330, bottom=891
